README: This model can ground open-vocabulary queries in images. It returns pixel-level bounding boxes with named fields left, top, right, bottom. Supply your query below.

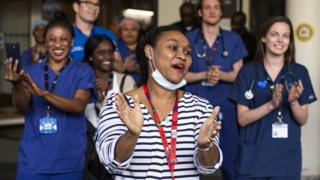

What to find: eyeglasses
left=79, top=0, right=100, bottom=8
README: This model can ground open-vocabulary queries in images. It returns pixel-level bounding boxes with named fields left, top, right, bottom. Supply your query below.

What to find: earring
left=89, top=57, right=93, bottom=61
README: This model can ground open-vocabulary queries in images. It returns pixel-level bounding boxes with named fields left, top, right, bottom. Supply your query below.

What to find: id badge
left=201, top=81, right=216, bottom=87
left=39, top=116, right=58, bottom=134
left=272, top=123, right=288, bottom=138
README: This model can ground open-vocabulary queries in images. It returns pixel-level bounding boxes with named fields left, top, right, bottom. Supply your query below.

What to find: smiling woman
left=230, top=16, right=317, bottom=179
left=95, top=26, right=223, bottom=179
left=4, top=11, right=95, bottom=180
left=83, top=34, right=136, bottom=180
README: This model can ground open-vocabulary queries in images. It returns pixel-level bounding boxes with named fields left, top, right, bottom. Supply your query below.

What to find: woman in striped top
left=96, top=26, right=223, bottom=179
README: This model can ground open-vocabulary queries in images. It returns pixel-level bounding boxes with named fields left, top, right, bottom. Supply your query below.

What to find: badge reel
left=245, top=80, right=255, bottom=100
left=272, top=111, right=288, bottom=138
left=39, top=107, right=58, bottom=134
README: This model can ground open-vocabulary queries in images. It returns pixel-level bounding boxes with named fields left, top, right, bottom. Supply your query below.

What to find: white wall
left=158, top=0, right=184, bottom=26
left=286, top=0, right=320, bottom=177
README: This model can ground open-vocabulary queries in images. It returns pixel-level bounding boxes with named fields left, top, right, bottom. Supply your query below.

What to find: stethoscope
left=195, top=27, right=229, bottom=60
left=244, top=63, right=296, bottom=100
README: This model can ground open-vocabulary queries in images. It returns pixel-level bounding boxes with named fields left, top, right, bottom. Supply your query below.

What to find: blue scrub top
left=118, top=39, right=140, bottom=83
left=186, top=28, right=247, bottom=111
left=19, top=60, right=95, bottom=173
left=230, top=62, right=317, bottom=177
left=70, top=25, right=118, bottom=62
left=21, top=47, right=46, bottom=68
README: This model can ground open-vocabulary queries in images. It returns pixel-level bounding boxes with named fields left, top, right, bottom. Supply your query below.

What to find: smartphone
left=5, top=42, right=22, bottom=72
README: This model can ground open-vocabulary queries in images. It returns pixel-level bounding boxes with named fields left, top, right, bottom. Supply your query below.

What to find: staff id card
left=39, top=116, right=57, bottom=134
left=201, top=81, right=216, bottom=87
left=272, top=122, right=288, bottom=138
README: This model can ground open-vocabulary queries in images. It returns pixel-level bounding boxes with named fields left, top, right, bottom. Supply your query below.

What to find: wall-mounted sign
left=296, top=23, right=314, bottom=42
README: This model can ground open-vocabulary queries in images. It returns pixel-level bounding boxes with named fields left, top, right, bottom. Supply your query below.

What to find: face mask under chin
left=150, top=65, right=186, bottom=91
left=148, top=48, right=187, bottom=90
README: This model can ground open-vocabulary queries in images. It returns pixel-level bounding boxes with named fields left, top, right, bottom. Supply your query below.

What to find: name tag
left=272, top=123, right=288, bottom=138
left=39, top=116, right=58, bottom=134
left=201, top=81, right=216, bottom=87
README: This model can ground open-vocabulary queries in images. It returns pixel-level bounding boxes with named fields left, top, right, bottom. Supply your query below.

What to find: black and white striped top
left=96, top=92, right=222, bottom=180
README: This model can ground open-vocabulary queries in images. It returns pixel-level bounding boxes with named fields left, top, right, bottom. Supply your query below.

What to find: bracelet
left=197, top=141, right=213, bottom=152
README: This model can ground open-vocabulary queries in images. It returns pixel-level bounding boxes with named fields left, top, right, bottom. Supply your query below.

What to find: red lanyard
left=143, top=85, right=178, bottom=180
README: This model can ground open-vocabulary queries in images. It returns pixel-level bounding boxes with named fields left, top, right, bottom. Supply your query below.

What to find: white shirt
left=96, top=92, right=223, bottom=179
left=85, top=71, right=136, bottom=128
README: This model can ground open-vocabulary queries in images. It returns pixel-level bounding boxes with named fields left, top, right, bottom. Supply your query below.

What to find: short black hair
left=44, top=10, right=74, bottom=38
left=136, top=25, right=182, bottom=86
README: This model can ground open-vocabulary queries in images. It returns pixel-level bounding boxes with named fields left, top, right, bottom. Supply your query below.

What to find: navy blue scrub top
left=19, top=60, right=95, bottom=173
left=230, top=62, right=317, bottom=177
left=186, top=28, right=247, bottom=111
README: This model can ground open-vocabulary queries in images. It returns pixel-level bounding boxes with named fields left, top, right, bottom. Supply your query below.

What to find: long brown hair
left=255, top=16, right=296, bottom=64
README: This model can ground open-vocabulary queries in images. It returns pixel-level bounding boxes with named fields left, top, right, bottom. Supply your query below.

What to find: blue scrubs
left=118, top=39, right=140, bottom=83
left=70, top=25, right=118, bottom=62
left=21, top=47, right=46, bottom=68
left=230, top=62, right=317, bottom=179
left=17, top=60, right=94, bottom=178
left=186, top=28, right=247, bottom=180
left=17, top=170, right=83, bottom=180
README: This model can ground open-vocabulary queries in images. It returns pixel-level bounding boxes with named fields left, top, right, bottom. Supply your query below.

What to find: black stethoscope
left=195, top=27, right=229, bottom=60
left=244, top=63, right=296, bottom=100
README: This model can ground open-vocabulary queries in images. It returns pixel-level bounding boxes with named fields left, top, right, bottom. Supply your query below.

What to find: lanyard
left=143, top=85, right=178, bottom=180
left=44, top=63, right=67, bottom=114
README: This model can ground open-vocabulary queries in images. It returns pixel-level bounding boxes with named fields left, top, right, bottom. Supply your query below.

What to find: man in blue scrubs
left=185, top=0, right=247, bottom=179
left=71, top=0, right=123, bottom=71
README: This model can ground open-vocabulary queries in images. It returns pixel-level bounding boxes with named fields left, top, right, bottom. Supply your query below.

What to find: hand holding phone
left=5, top=42, right=22, bottom=73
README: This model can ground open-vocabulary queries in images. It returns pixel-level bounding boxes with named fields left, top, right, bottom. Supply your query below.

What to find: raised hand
left=123, top=55, right=138, bottom=72
left=288, top=80, right=303, bottom=103
left=115, top=93, right=144, bottom=136
left=197, top=106, right=222, bottom=146
left=22, top=73, right=48, bottom=97
left=271, top=84, right=283, bottom=108
left=4, top=58, right=24, bottom=84
left=95, top=78, right=108, bottom=102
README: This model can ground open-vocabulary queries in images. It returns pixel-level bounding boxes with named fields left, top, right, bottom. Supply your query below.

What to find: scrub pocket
left=236, top=144, right=257, bottom=176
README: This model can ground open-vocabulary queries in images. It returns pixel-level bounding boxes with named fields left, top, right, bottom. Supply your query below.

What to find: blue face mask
left=149, top=50, right=187, bottom=90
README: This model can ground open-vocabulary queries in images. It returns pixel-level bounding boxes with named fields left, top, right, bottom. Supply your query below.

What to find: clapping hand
left=207, top=65, right=221, bottom=84
left=197, top=106, right=222, bottom=147
left=288, top=80, right=303, bottom=103
left=123, top=55, right=138, bottom=73
left=95, top=78, right=108, bottom=102
left=115, top=93, right=144, bottom=136
left=22, top=73, right=48, bottom=97
left=271, top=84, right=283, bottom=108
